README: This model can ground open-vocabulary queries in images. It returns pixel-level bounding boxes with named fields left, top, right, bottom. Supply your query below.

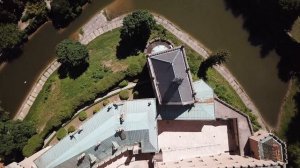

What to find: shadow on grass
left=132, top=66, right=155, bottom=99
left=58, top=63, right=89, bottom=79
left=116, top=36, right=149, bottom=59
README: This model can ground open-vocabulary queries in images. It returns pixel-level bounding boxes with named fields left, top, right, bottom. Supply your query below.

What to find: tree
left=0, top=0, right=26, bottom=23
left=50, top=0, right=87, bottom=27
left=207, top=50, right=229, bottom=66
left=121, top=10, right=156, bottom=40
left=0, top=120, right=36, bottom=164
left=279, top=0, right=300, bottom=15
left=198, top=50, right=230, bottom=79
left=50, top=0, right=73, bottom=27
left=56, top=39, right=89, bottom=67
left=117, top=10, right=156, bottom=57
left=0, top=24, right=23, bottom=52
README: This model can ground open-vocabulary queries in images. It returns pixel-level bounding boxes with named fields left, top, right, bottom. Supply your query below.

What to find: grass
left=290, top=17, right=300, bottom=43
left=163, top=29, right=248, bottom=112
left=25, top=28, right=144, bottom=131
left=25, top=25, right=256, bottom=143
left=277, top=78, right=299, bottom=139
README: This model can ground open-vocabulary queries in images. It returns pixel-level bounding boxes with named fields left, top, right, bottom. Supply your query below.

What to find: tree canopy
left=56, top=39, right=89, bottom=67
left=121, top=10, right=156, bottom=41
left=198, top=50, right=230, bottom=79
left=0, top=24, right=23, bottom=52
left=0, top=120, right=36, bottom=164
left=50, top=0, right=87, bottom=27
left=0, top=0, right=26, bottom=23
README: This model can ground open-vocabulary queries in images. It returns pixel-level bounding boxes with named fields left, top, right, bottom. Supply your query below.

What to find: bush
left=127, top=63, right=142, bottom=77
left=119, top=90, right=129, bottom=100
left=119, top=80, right=128, bottom=88
left=21, top=13, right=30, bottom=22
left=133, top=91, right=139, bottom=98
left=22, top=134, right=44, bottom=157
left=67, top=125, right=76, bottom=133
left=56, top=39, right=89, bottom=67
left=103, top=99, right=109, bottom=106
left=78, top=111, right=87, bottom=121
left=56, top=128, right=67, bottom=140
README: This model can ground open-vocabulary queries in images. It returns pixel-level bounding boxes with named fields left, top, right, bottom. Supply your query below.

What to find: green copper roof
left=157, top=80, right=215, bottom=120
left=34, top=99, right=158, bottom=168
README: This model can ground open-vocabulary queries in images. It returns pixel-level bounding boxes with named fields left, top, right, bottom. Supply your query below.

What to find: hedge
left=22, top=134, right=44, bottom=157
left=118, top=80, right=128, bottom=88
left=56, top=128, right=67, bottom=140
left=119, top=90, right=129, bottom=100
left=78, top=111, right=87, bottom=121
left=68, top=125, right=76, bottom=133
left=103, top=99, right=109, bottom=106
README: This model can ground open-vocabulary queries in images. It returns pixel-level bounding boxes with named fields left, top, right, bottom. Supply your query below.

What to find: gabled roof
left=147, top=46, right=195, bottom=105
left=34, top=99, right=158, bottom=168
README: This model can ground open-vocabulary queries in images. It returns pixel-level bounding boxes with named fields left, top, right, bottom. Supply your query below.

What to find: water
left=0, top=0, right=288, bottom=127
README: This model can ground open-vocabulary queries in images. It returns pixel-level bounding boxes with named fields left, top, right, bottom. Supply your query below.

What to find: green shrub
left=56, top=128, right=67, bottom=140
left=22, top=134, right=44, bottom=157
left=93, top=109, right=98, bottom=114
left=119, top=80, right=128, bottom=88
left=67, top=125, right=76, bottom=133
left=127, top=63, right=142, bottom=77
left=21, top=13, right=30, bottom=22
left=78, top=111, right=87, bottom=121
left=103, top=99, right=109, bottom=106
left=133, top=91, right=139, bottom=98
left=119, top=90, right=129, bottom=100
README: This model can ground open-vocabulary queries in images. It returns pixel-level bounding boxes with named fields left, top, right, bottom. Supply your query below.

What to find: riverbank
left=277, top=78, right=299, bottom=138
left=14, top=11, right=265, bottom=131
left=80, top=11, right=266, bottom=130
left=14, top=60, right=61, bottom=120
left=20, top=11, right=265, bottom=157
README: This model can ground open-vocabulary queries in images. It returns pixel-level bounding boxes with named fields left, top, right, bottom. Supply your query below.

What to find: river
left=0, top=0, right=288, bottom=127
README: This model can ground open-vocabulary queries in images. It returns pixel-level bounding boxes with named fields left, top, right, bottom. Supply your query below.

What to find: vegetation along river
left=0, top=0, right=288, bottom=127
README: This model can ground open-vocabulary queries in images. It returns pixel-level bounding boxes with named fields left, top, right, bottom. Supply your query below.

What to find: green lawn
left=278, top=78, right=299, bottom=138
left=25, top=26, right=257, bottom=133
left=25, top=28, right=143, bottom=132
left=290, top=17, right=300, bottom=43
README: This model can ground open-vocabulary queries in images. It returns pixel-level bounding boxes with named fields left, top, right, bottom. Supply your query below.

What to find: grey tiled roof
left=147, top=46, right=195, bottom=105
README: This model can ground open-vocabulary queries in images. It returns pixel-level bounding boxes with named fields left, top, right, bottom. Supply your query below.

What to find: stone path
left=80, top=11, right=125, bottom=45
left=79, top=11, right=267, bottom=130
left=14, top=61, right=61, bottom=120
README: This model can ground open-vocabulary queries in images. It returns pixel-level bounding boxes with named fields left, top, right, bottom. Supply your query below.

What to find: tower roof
left=147, top=46, right=195, bottom=105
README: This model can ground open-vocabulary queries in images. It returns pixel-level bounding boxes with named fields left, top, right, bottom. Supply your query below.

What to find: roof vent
left=77, top=153, right=85, bottom=164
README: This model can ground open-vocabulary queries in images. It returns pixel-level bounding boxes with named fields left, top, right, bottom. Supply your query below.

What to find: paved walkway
left=79, top=11, right=267, bottom=130
left=14, top=60, right=61, bottom=120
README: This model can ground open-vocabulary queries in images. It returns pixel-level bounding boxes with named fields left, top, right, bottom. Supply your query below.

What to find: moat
left=0, top=0, right=288, bottom=127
